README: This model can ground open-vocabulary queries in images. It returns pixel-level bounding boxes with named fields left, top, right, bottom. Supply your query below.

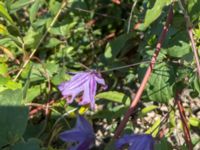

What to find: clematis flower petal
left=94, top=73, right=107, bottom=89
left=58, top=70, right=107, bottom=109
left=60, top=115, right=95, bottom=150
left=76, top=114, right=94, bottom=133
left=115, top=134, right=154, bottom=150
left=80, top=76, right=97, bottom=109
left=60, top=129, right=86, bottom=142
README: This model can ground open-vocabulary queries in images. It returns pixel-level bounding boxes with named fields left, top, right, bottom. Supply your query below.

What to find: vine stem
left=29, top=99, right=55, bottom=118
left=175, top=91, right=193, bottom=150
left=14, top=0, right=67, bottom=81
left=127, top=0, right=138, bottom=33
left=113, top=6, right=174, bottom=139
left=100, top=60, right=151, bottom=73
left=178, top=0, right=200, bottom=77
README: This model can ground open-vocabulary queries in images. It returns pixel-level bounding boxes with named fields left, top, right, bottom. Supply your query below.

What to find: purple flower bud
left=60, top=115, right=95, bottom=150
left=58, top=71, right=107, bottom=109
left=115, top=134, right=154, bottom=150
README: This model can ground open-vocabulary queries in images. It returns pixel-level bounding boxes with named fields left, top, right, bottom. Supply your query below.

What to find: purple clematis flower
left=115, top=134, right=154, bottom=150
left=58, top=70, right=107, bottom=109
left=60, top=115, right=95, bottom=150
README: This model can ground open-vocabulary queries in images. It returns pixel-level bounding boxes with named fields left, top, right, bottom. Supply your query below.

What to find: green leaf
left=164, top=31, right=191, bottom=58
left=23, top=27, right=43, bottom=48
left=143, top=0, right=171, bottom=29
left=145, top=118, right=161, bottom=137
left=192, top=75, right=200, bottom=94
left=29, top=0, right=44, bottom=23
left=25, top=86, right=41, bottom=103
left=0, top=75, right=8, bottom=85
left=155, top=137, right=172, bottom=150
left=9, top=0, right=34, bottom=12
left=93, top=105, right=128, bottom=121
left=188, top=0, right=200, bottom=21
left=0, top=76, right=22, bottom=92
left=0, top=24, right=8, bottom=36
left=0, top=89, right=28, bottom=147
left=52, top=68, right=70, bottom=85
left=169, top=109, right=175, bottom=127
left=28, top=64, right=45, bottom=82
left=140, top=63, right=175, bottom=103
left=11, top=139, right=41, bottom=150
left=6, top=80, right=22, bottom=90
left=167, top=41, right=191, bottom=58
left=44, top=62, right=59, bottom=76
left=0, top=63, right=8, bottom=76
left=189, top=117, right=200, bottom=127
left=0, top=2, right=14, bottom=25
left=139, top=105, right=158, bottom=117
left=104, top=33, right=133, bottom=59
left=44, top=38, right=62, bottom=48
left=95, top=91, right=131, bottom=105
left=49, top=0, right=61, bottom=15
left=22, top=65, right=33, bottom=100
left=49, top=22, right=77, bottom=36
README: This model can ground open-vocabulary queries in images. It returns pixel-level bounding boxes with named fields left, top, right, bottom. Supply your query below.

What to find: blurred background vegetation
left=0, top=0, right=200, bottom=149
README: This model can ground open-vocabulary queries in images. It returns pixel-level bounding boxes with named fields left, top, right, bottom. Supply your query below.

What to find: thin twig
left=67, top=6, right=126, bottom=22
left=26, top=103, right=46, bottom=107
left=100, top=60, right=151, bottom=73
left=100, top=59, right=192, bottom=73
left=113, top=5, right=174, bottom=139
left=175, top=91, right=193, bottom=150
left=14, top=0, right=67, bottom=81
left=178, top=0, right=200, bottom=77
left=127, top=0, right=138, bottom=33
left=29, top=99, right=55, bottom=118
left=78, top=62, right=91, bottom=70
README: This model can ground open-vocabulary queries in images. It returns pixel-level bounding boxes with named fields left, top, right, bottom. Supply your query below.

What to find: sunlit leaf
left=189, top=117, right=200, bottom=127
left=0, top=2, right=14, bottom=24
left=139, top=105, right=158, bottom=117
left=95, top=91, right=131, bottom=105
left=145, top=118, right=161, bottom=137
left=29, top=0, right=45, bottom=23
left=142, top=0, right=171, bottom=29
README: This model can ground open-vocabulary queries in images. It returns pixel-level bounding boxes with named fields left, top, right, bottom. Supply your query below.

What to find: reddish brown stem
left=175, top=91, right=193, bottom=150
left=113, top=6, right=174, bottom=139
left=112, top=0, right=121, bottom=5
left=29, top=99, right=55, bottom=118
left=159, top=127, right=166, bottom=139
left=178, top=0, right=200, bottom=77
left=188, top=28, right=200, bottom=77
